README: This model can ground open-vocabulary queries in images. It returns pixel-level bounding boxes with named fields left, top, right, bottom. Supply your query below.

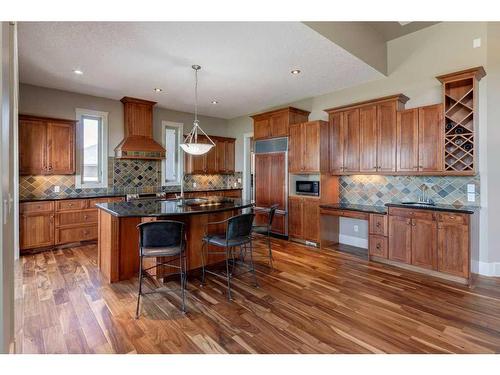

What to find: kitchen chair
left=200, top=212, right=257, bottom=301
left=135, top=220, right=187, bottom=318
left=251, top=204, right=279, bottom=269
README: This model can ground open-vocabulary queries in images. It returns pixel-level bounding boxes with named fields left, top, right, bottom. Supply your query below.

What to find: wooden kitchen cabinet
left=288, top=196, right=320, bottom=244
left=411, top=215, right=438, bottom=270
left=388, top=215, right=412, bottom=264
left=377, top=100, right=398, bottom=172
left=359, top=105, right=378, bottom=172
left=288, top=121, right=328, bottom=173
left=251, top=107, right=310, bottom=140
left=184, top=135, right=236, bottom=174
left=328, top=112, right=344, bottom=174
left=396, top=108, right=419, bottom=172
left=20, top=212, right=55, bottom=249
left=437, top=213, right=470, bottom=278
left=19, top=115, right=76, bottom=175
left=342, top=109, right=361, bottom=173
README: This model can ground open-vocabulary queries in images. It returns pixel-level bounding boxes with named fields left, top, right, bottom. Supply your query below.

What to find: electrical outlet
left=353, top=225, right=359, bottom=233
left=234, top=182, right=238, bottom=187
left=54, top=185, right=60, bottom=193
left=468, top=193, right=475, bottom=202
left=237, top=178, right=242, bottom=183
left=193, top=182, right=197, bottom=188
left=473, top=38, right=481, bottom=48
left=467, top=184, right=475, bottom=193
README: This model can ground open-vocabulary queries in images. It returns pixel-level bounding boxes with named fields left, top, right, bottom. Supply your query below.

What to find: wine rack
left=437, top=67, right=485, bottom=175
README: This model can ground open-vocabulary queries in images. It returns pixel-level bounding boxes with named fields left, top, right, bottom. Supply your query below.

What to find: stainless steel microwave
left=296, top=181, right=320, bottom=196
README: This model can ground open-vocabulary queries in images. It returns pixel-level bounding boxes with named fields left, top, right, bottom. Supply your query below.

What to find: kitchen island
left=96, top=197, right=253, bottom=283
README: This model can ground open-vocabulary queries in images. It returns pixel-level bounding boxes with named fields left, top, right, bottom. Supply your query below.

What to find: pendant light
left=180, top=65, right=215, bottom=155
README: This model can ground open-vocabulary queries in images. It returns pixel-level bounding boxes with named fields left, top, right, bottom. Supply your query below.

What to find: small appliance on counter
left=295, top=180, right=320, bottom=196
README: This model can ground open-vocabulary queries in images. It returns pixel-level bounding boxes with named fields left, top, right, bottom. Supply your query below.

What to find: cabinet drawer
left=369, top=235, right=388, bottom=258
left=437, top=212, right=468, bottom=225
left=369, top=214, right=387, bottom=236
left=56, top=199, right=88, bottom=211
left=56, top=210, right=98, bottom=227
left=20, top=201, right=54, bottom=214
left=56, top=225, right=97, bottom=244
left=388, top=207, right=435, bottom=221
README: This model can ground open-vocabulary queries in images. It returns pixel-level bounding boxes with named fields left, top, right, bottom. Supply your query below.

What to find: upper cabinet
left=251, top=107, right=310, bottom=140
left=325, top=94, right=408, bottom=175
left=19, top=115, right=76, bottom=175
left=288, top=121, right=328, bottom=173
left=184, top=135, right=236, bottom=174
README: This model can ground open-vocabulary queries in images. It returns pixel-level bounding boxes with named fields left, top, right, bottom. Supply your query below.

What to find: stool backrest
left=226, top=213, right=255, bottom=241
left=137, top=220, right=185, bottom=252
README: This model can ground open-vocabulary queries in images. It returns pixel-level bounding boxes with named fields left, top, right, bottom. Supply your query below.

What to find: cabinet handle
left=376, top=244, right=381, bottom=250
left=418, top=165, right=423, bottom=169
left=84, top=215, right=88, bottom=219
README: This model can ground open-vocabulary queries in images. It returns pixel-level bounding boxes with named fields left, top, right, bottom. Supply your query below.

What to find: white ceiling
left=18, top=22, right=382, bottom=119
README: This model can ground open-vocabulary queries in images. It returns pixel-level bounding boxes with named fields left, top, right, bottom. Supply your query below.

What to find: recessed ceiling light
left=73, top=69, right=83, bottom=75
left=291, top=69, right=301, bottom=75
left=211, top=100, right=218, bottom=104
left=153, top=88, right=163, bottom=92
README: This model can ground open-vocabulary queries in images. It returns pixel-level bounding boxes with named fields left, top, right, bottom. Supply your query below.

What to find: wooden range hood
left=114, top=97, right=166, bottom=159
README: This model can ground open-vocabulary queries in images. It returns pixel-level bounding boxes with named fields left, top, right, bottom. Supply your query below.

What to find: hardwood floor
left=15, top=237, right=500, bottom=354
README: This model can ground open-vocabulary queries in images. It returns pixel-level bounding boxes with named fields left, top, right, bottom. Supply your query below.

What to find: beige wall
left=228, top=22, right=500, bottom=271
left=19, top=83, right=229, bottom=156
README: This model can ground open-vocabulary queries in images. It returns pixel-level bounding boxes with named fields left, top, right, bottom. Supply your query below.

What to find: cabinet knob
left=376, top=222, right=381, bottom=227
left=376, top=244, right=381, bottom=249
left=419, top=165, right=423, bottom=169
left=84, top=215, right=88, bottom=219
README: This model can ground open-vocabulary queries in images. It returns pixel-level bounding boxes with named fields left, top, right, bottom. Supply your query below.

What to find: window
left=75, top=108, right=108, bottom=188
left=161, top=121, right=183, bottom=186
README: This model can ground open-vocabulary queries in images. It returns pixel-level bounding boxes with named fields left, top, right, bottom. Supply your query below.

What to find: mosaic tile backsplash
left=20, top=157, right=242, bottom=199
left=339, top=175, right=480, bottom=207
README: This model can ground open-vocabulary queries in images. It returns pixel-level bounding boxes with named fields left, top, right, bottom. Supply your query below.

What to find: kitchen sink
left=400, top=201, right=436, bottom=206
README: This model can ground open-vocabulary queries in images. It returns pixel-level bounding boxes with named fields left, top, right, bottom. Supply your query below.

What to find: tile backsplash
left=340, top=175, right=480, bottom=207
left=20, top=157, right=242, bottom=199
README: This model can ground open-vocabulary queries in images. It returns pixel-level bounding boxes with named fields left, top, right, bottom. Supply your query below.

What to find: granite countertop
left=96, top=197, right=253, bottom=217
left=19, top=187, right=243, bottom=203
left=385, top=202, right=478, bottom=214
left=319, top=203, right=387, bottom=214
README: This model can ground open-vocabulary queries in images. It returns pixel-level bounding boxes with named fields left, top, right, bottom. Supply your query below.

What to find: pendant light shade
left=180, top=65, right=215, bottom=156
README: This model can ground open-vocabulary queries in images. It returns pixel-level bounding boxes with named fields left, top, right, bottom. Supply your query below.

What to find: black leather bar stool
left=135, top=220, right=187, bottom=318
left=200, top=213, right=257, bottom=301
left=252, top=204, right=279, bottom=269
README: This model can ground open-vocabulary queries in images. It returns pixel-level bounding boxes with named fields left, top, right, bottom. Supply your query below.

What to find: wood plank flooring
left=15, top=237, right=500, bottom=354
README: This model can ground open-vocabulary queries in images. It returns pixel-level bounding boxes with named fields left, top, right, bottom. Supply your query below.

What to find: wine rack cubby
left=437, top=67, right=485, bottom=175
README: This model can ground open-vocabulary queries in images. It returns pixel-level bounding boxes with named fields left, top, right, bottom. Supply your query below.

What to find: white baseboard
left=472, top=260, right=500, bottom=277
left=339, top=234, right=368, bottom=249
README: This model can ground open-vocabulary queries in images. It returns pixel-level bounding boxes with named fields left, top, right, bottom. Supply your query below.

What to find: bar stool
left=135, top=220, right=187, bottom=318
left=200, top=213, right=257, bottom=301
left=252, top=204, right=279, bottom=269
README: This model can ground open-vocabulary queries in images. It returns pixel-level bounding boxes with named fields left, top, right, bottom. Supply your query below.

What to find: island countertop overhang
left=96, top=198, right=254, bottom=218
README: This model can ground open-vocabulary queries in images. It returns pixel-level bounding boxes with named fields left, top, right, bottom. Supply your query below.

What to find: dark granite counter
left=385, top=202, right=478, bottom=214
left=19, top=188, right=242, bottom=203
left=96, top=197, right=253, bottom=217
left=320, top=203, right=387, bottom=215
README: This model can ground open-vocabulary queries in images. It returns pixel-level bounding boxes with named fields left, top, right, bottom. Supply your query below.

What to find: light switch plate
left=353, top=225, right=359, bottom=232
left=54, top=185, right=60, bottom=193
left=467, top=192, right=475, bottom=202
left=473, top=38, right=481, bottom=48
left=467, top=184, right=475, bottom=193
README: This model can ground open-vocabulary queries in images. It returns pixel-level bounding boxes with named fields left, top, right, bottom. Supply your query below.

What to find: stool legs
left=267, top=230, right=274, bottom=270
left=225, top=246, right=233, bottom=301
left=135, top=256, right=144, bottom=319
left=249, top=240, right=259, bottom=287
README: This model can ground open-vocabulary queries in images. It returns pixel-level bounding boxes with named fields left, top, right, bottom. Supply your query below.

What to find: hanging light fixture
left=180, top=65, right=215, bottom=155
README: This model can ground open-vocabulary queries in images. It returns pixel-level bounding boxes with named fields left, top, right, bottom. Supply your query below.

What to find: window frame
left=161, top=120, right=184, bottom=187
left=75, top=108, right=109, bottom=189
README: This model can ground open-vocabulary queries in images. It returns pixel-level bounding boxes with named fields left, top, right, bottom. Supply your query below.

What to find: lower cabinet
left=387, top=207, right=471, bottom=281
left=20, top=212, right=55, bottom=249
left=288, top=196, right=320, bottom=244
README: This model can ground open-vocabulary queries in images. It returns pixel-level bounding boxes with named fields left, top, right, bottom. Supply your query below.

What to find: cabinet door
left=359, top=105, right=378, bottom=172
left=303, top=122, right=321, bottom=172
left=19, top=118, right=47, bottom=175
left=342, top=109, right=360, bottom=173
left=288, top=123, right=303, bottom=173
left=254, top=118, right=271, bottom=139
left=396, top=108, right=419, bottom=172
left=288, top=197, right=303, bottom=239
left=225, top=140, right=235, bottom=173
left=377, top=101, right=397, bottom=172
left=269, top=152, right=287, bottom=210
left=438, top=222, right=469, bottom=278
left=20, top=213, right=55, bottom=250
left=270, top=112, right=288, bottom=137
left=205, top=140, right=217, bottom=173
left=254, top=154, right=271, bottom=208
left=303, top=199, right=320, bottom=243
left=411, top=217, right=438, bottom=270
left=215, top=139, right=226, bottom=173
left=329, top=112, right=344, bottom=174
left=388, top=215, right=412, bottom=263
left=418, top=104, right=443, bottom=172
left=47, top=122, right=75, bottom=174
